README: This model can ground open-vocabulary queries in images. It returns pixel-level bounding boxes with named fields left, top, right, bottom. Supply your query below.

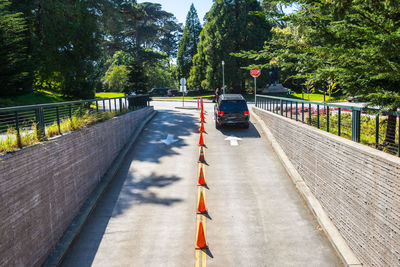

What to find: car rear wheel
left=215, top=120, right=221, bottom=129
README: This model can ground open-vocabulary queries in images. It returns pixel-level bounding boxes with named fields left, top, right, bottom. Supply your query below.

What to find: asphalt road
left=61, top=100, right=341, bottom=267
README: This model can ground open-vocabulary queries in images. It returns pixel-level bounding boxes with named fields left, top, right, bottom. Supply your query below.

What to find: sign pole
left=180, top=78, right=187, bottom=107
left=254, top=77, right=257, bottom=105
left=250, top=67, right=260, bottom=105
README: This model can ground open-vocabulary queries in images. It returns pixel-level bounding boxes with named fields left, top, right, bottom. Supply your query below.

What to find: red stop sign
left=250, top=67, right=261, bottom=77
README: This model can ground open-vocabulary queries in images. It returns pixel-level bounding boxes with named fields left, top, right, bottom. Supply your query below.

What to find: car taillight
left=218, top=111, right=224, bottom=116
left=244, top=111, right=249, bottom=116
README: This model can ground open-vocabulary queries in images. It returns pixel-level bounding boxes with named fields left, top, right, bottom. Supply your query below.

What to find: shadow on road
left=219, top=122, right=261, bottom=138
left=61, top=109, right=197, bottom=267
left=131, top=110, right=198, bottom=163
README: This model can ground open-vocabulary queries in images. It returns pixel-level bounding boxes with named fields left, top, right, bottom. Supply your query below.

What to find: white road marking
left=224, top=136, right=242, bottom=146
left=160, top=134, right=178, bottom=145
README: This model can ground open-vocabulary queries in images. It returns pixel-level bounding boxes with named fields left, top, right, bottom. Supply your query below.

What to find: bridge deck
left=61, top=101, right=340, bottom=267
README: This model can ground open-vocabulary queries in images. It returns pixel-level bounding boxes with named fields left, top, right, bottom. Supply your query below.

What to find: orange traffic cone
left=200, top=110, right=205, bottom=123
left=197, top=191, right=208, bottom=214
left=196, top=221, right=208, bottom=249
left=199, top=131, right=205, bottom=147
left=198, top=147, right=205, bottom=163
left=198, top=167, right=206, bottom=186
left=199, top=123, right=206, bottom=133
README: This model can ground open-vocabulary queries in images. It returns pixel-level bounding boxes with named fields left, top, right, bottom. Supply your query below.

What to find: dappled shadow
left=219, top=122, right=261, bottom=138
left=61, top=110, right=196, bottom=266
left=130, top=110, right=199, bottom=163
left=62, top=170, right=183, bottom=267
left=111, top=172, right=182, bottom=217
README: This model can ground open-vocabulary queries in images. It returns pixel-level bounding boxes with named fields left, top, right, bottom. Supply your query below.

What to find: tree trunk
left=384, top=114, right=397, bottom=145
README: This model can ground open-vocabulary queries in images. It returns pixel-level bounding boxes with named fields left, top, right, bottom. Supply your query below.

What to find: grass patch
left=95, top=92, right=125, bottom=98
left=0, top=127, right=39, bottom=154
left=0, top=90, right=66, bottom=107
left=289, top=92, right=345, bottom=102
left=0, top=108, right=131, bottom=155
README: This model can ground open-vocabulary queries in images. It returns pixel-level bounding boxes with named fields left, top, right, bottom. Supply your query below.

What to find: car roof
left=220, top=94, right=245, bottom=101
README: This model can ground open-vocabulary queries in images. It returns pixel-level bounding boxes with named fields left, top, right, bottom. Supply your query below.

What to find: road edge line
left=44, top=109, right=158, bottom=267
left=251, top=107, right=362, bottom=267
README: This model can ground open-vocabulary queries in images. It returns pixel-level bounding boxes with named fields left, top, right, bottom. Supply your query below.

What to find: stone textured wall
left=0, top=107, right=153, bottom=267
left=254, top=107, right=400, bottom=267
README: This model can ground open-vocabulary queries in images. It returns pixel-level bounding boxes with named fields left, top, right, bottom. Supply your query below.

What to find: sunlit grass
left=290, top=92, right=345, bottom=102
left=0, top=108, right=130, bottom=154
left=0, top=89, right=66, bottom=107
left=0, top=127, right=39, bottom=153
left=95, top=92, right=125, bottom=98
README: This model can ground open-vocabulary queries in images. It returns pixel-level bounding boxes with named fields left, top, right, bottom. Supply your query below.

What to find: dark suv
left=149, top=88, right=169, bottom=96
left=214, top=94, right=249, bottom=129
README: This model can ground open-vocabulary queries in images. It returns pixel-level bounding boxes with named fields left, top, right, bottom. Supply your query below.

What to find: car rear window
left=220, top=100, right=248, bottom=112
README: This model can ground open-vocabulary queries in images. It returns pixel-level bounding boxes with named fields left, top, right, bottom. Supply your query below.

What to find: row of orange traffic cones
left=196, top=99, right=208, bottom=250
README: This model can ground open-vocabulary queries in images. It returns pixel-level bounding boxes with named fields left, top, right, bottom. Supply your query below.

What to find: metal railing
left=0, top=95, right=149, bottom=147
left=255, top=95, right=400, bottom=157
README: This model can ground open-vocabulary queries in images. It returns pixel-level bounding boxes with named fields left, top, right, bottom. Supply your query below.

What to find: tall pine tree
left=188, top=0, right=271, bottom=93
left=177, top=4, right=202, bottom=82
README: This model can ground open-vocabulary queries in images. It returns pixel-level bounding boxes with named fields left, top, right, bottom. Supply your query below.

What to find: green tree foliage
left=130, top=2, right=181, bottom=58
left=188, top=0, right=271, bottom=93
left=2, top=0, right=181, bottom=100
left=36, top=1, right=100, bottom=99
left=237, top=0, right=400, bottom=144
left=177, top=4, right=202, bottom=81
left=0, top=0, right=29, bottom=97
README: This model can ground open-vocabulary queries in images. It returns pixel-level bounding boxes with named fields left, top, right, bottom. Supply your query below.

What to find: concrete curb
left=251, top=107, right=362, bottom=267
left=44, top=110, right=158, bottom=267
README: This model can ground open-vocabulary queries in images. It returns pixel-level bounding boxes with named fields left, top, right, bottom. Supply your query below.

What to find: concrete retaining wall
left=0, top=107, right=153, bottom=267
left=253, top=107, right=400, bottom=266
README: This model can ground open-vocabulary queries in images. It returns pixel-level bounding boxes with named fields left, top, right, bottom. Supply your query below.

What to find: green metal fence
left=255, top=95, right=400, bottom=157
left=0, top=95, right=149, bottom=148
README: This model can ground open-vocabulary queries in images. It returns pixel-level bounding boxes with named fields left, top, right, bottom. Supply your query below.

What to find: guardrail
left=255, top=95, right=400, bottom=156
left=0, top=95, right=149, bottom=148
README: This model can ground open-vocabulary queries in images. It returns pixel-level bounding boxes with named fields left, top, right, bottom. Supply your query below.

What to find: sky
left=137, top=0, right=214, bottom=25
left=137, top=1, right=298, bottom=26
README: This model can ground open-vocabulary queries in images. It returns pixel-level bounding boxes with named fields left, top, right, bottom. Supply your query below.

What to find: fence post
left=398, top=116, right=400, bottom=157
left=285, top=101, right=288, bottom=117
left=15, top=111, right=22, bottom=148
left=375, top=114, right=379, bottom=148
left=352, top=109, right=361, bottom=142
left=119, top=98, right=122, bottom=113
left=56, top=107, right=61, bottom=134
left=308, top=104, right=312, bottom=125
left=338, top=108, right=341, bottom=136
left=35, top=107, right=45, bottom=140
left=280, top=100, right=283, bottom=116
left=317, top=104, right=320, bottom=128
left=69, top=105, right=72, bottom=119
left=327, top=106, right=330, bottom=132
